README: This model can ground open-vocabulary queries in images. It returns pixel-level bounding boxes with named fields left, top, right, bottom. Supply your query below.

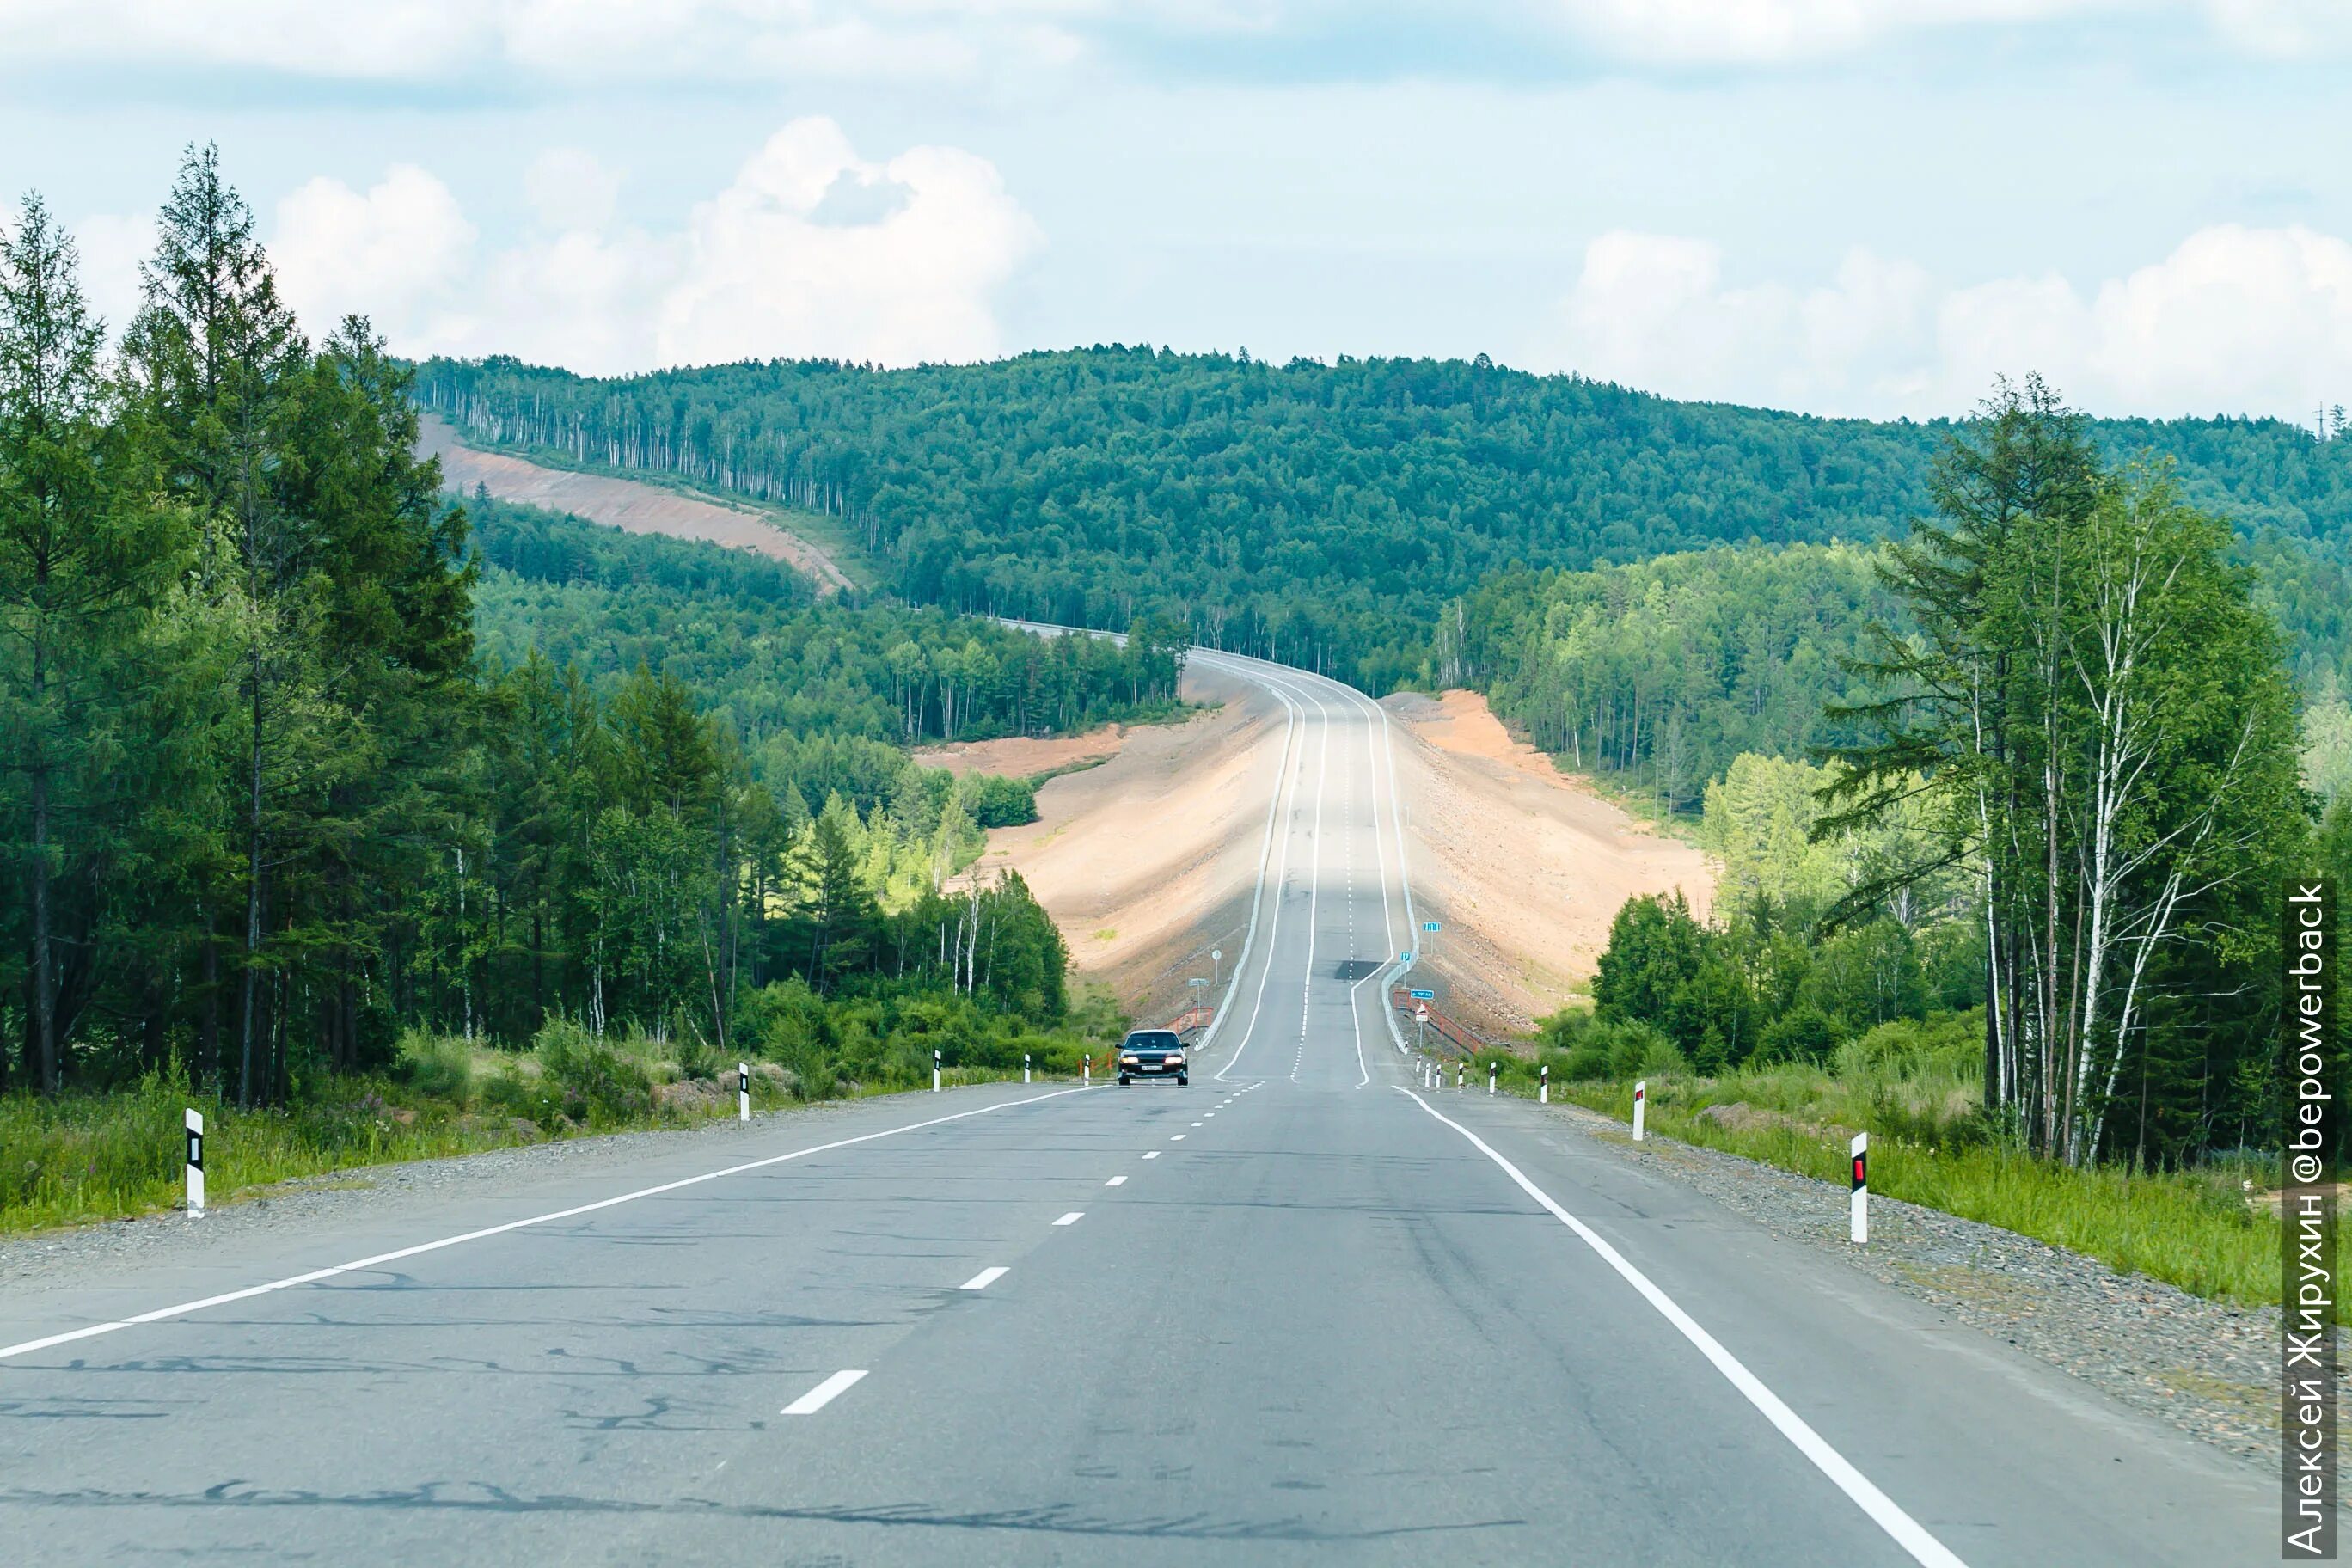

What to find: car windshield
left=1125, top=1033, right=1180, bottom=1051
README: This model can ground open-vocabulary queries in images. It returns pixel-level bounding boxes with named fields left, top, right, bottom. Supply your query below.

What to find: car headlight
left=1166, top=1053, right=1185, bottom=1064
left=1121, top=1055, right=1139, bottom=1064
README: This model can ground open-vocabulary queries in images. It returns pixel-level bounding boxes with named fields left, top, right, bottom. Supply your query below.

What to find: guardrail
left=1161, top=1006, right=1214, bottom=1037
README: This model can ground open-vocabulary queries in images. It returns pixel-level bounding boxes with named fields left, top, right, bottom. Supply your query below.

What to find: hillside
left=412, top=348, right=2352, bottom=690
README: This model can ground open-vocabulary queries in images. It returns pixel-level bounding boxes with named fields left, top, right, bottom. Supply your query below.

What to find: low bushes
left=1476, top=1033, right=2349, bottom=1319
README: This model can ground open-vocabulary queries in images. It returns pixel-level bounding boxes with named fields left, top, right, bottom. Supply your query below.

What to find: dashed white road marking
left=960, top=1267, right=1009, bottom=1291
left=0, top=1084, right=1090, bottom=1364
left=1054, top=1212, right=1085, bottom=1226
left=1142, top=1151, right=1161, bottom=1160
left=781, top=1369, right=868, bottom=1415
left=1170, top=1134, right=1186, bottom=1141
left=1106, top=1175, right=1128, bottom=1186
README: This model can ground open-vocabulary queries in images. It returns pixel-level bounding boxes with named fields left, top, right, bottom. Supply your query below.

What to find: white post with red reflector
left=185, top=1108, right=205, bottom=1218
left=1851, top=1131, right=1869, bottom=1245
left=1632, top=1080, right=1647, bottom=1142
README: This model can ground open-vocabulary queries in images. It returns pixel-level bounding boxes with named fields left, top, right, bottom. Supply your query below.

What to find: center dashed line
left=1106, top=1175, right=1127, bottom=1186
left=782, top=1369, right=867, bottom=1415
left=960, top=1267, right=1009, bottom=1291
left=1054, top=1212, right=1085, bottom=1226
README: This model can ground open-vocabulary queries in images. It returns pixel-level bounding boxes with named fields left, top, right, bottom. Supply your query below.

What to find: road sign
left=1408, top=989, right=1434, bottom=1000
left=1399, top=951, right=1412, bottom=963
left=1423, top=922, right=1441, bottom=932
left=1415, top=1005, right=1430, bottom=1022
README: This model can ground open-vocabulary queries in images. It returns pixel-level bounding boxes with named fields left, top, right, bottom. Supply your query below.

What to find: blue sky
left=1, top=2, right=2345, bottom=421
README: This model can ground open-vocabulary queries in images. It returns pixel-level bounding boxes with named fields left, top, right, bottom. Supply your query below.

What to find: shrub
left=393, top=1030, right=475, bottom=1105
left=533, top=1016, right=656, bottom=1125
left=1757, top=1003, right=1841, bottom=1066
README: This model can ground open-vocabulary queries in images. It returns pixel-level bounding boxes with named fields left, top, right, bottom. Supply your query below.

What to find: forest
left=0, top=142, right=1182, bottom=1229
left=1513, top=383, right=2312, bottom=1181
left=410, top=346, right=2352, bottom=693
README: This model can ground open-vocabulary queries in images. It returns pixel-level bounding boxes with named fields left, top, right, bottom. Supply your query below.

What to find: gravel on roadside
left=1536, top=1097, right=2336, bottom=1480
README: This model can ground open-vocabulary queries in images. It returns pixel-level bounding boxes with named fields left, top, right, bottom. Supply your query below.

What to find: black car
left=1118, top=1030, right=1188, bottom=1086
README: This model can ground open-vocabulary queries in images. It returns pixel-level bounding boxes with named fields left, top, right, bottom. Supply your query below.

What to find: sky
left=0, top=0, right=2346, bottom=423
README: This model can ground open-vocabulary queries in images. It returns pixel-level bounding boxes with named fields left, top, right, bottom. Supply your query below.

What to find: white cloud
left=1545, top=0, right=2117, bottom=64
left=245, top=119, right=1039, bottom=374
left=2196, top=0, right=2352, bottom=55
left=271, top=165, right=477, bottom=338
left=0, top=0, right=1098, bottom=84
left=1532, top=225, right=2352, bottom=420
left=6, top=0, right=2341, bottom=83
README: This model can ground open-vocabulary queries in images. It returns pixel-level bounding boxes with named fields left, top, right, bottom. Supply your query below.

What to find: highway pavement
left=0, top=653, right=2280, bottom=1565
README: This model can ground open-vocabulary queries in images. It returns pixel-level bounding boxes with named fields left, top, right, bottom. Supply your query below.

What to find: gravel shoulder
left=1534, top=1094, right=2335, bottom=1481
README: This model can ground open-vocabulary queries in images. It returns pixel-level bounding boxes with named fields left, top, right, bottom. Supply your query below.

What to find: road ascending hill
left=0, top=650, right=2275, bottom=1566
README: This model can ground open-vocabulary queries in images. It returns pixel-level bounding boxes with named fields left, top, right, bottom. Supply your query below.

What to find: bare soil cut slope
left=954, top=661, right=1280, bottom=1031
left=1384, top=689, right=1713, bottom=1038
left=417, top=413, right=856, bottom=596
left=911, top=724, right=1129, bottom=779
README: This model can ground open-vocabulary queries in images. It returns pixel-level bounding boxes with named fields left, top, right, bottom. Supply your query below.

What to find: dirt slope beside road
left=1385, top=689, right=1712, bottom=1038
left=416, top=413, right=856, bottom=596
left=955, top=660, right=1282, bottom=1030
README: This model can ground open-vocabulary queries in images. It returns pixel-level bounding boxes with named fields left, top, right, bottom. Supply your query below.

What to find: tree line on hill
left=0, top=149, right=1164, bottom=1106
left=410, top=346, right=2350, bottom=692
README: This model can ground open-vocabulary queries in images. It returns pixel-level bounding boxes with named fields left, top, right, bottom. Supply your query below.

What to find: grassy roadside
left=1462, top=1048, right=2343, bottom=1320
left=1, top=1025, right=1105, bottom=1239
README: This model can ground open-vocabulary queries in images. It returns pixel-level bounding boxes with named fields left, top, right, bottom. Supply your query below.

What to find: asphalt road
left=0, top=653, right=2280, bottom=1565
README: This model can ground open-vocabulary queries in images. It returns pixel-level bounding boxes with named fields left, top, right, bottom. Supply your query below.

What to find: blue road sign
left=1409, top=989, right=1435, bottom=1000
left=1423, top=922, right=1441, bottom=932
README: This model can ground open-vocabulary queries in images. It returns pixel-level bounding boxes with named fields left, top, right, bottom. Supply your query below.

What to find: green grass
left=1458, top=1030, right=2342, bottom=1318
left=0, top=1025, right=1087, bottom=1238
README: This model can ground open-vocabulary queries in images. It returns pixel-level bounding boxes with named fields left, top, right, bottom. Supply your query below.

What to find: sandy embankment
left=1384, top=690, right=1712, bottom=1037
left=925, top=661, right=1285, bottom=1030
left=416, top=413, right=856, bottom=596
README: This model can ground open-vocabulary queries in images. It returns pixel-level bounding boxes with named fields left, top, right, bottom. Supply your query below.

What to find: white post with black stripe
left=738, top=1063, right=750, bottom=1122
left=1024, top=1052, right=1032, bottom=1085
left=1851, top=1131, right=1869, bottom=1245
left=184, top=1108, right=205, bottom=1219
left=1540, top=1063, right=1549, bottom=1104
left=1488, top=1061, right=1497, bottom=1096
left=933, top=1049, right=941, bottom=1093
left=1632, top=1080, right=1647, bottom=1142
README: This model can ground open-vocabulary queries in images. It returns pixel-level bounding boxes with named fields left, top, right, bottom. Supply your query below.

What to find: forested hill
left=412, top=348, right=2352, bottom=690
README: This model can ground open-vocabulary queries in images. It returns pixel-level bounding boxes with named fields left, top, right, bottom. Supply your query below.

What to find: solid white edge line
left=1191, top=652, right=1302, bottom=1079
left=1212, top=669, right=1309, bottom=1082
left=781, top=1368, right=868, bottom=1415
left=1392, top=1087, right=1968, bottom=1568
left=960, top=1266, right=1009, bottom=1290
left=0, top=1085, right=1087, bottom=1363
